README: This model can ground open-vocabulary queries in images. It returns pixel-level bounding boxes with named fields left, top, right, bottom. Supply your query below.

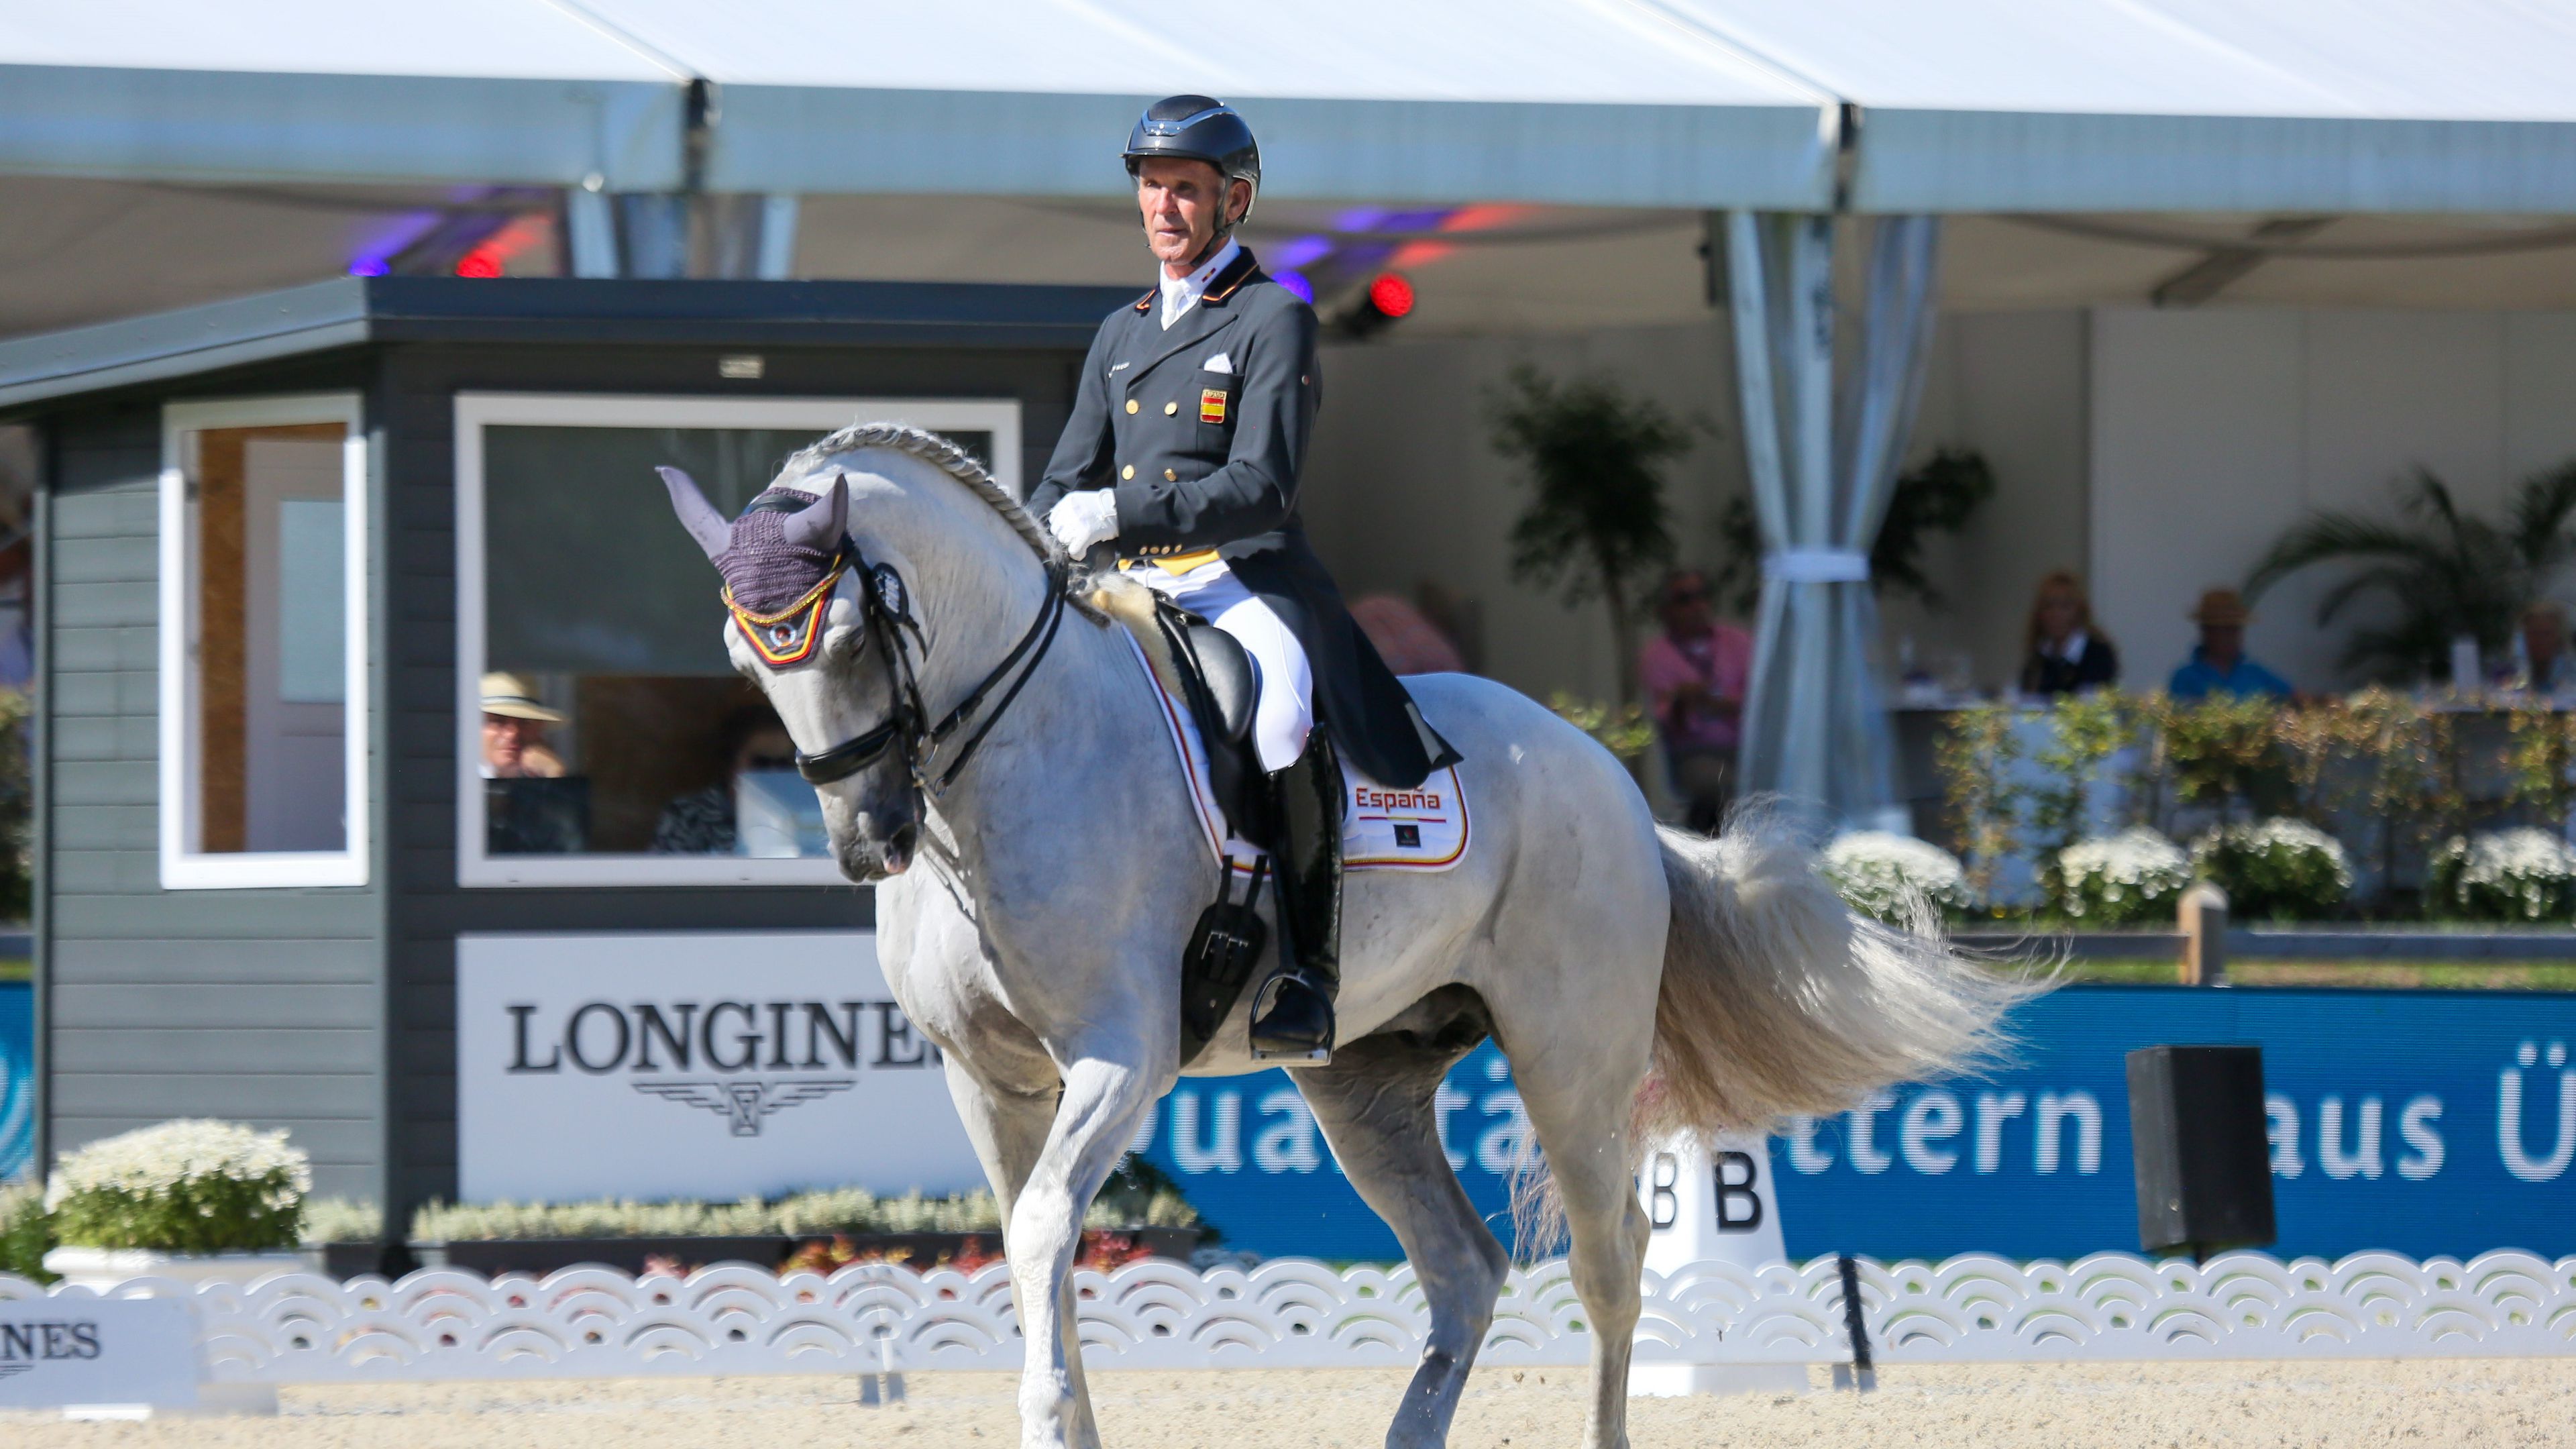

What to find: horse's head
left=660, top=466, right=923, bottom=881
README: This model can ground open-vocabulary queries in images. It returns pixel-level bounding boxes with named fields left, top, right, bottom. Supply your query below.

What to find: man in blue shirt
left=2169, top=587, right=2294, bottom=700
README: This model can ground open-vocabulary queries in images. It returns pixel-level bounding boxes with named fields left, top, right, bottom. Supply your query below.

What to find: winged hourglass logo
left=631, top=1079, right=857, bottom=1136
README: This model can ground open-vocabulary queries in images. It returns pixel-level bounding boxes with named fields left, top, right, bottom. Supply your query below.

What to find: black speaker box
left=2127, top=1044, right=2276, bottom=1257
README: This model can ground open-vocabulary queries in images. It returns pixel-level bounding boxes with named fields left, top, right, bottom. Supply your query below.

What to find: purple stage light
left=347, top=257, right=391, bottom=277
left=1273, top=235, right=1333, bottom=269
left=1275, top=270, right=1314, bottom=303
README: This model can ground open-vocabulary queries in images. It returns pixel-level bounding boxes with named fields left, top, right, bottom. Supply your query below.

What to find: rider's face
left=1135, top=158, right=1248, bottom=273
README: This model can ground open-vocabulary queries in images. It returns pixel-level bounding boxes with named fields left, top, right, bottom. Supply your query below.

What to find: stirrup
left=1248, top=971, right=1334, bottom=1065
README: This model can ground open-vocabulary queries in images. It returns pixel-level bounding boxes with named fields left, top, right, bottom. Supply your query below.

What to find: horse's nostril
left=884, top=823, right=920, bottom=869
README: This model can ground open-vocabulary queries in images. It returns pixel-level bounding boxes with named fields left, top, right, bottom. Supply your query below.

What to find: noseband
left=724, top=528, right=1068, bottom=796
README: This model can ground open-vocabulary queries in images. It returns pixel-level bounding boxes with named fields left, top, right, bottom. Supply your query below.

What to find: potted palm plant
left=42, top=1119, right=311, bottom=1289
left=2244, top=463, right=2576, bottom=682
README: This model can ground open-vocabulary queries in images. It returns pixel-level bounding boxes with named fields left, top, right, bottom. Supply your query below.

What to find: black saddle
left=1151, top=595, right=1263, bottom=841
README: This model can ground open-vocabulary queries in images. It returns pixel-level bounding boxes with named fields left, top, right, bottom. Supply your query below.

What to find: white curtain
left=1727, top=211, right=1943, bottom=826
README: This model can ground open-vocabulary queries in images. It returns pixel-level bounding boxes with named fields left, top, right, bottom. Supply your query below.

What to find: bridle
left=724, top=511, right=1068, bottom=798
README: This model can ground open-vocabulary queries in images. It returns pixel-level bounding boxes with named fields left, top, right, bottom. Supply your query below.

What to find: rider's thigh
left=1207, top=591, right=1313, bottom=772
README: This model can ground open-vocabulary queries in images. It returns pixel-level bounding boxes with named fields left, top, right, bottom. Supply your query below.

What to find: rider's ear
left=782, top=473, right=849, bottom=552
left=659, top=466, right=729, bottom=559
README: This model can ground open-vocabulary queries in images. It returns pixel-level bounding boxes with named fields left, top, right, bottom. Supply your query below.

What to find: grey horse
left=660, top=425, right=2021, bottom=1449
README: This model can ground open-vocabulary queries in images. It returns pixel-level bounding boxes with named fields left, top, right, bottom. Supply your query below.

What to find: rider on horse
left=1030, top=95, right=1458, bottom=1063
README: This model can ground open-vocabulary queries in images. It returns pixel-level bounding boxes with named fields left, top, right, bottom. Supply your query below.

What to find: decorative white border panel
left=7, top=1252, right=2570, bottom=1385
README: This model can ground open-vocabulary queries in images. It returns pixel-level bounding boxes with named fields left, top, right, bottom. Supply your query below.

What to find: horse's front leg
left=1006, top=1051, right=1155, bottom=1449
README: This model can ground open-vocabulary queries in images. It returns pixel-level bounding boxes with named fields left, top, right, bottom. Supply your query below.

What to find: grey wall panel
left=54, top=1027, right=378, bottom=1075
left=42, top=393, right=388, bottom=1205
left=51, top=890, right=377, bottom=938
left=50, top=804, right=152, bottom=851
left=54, top=1073, right=378, bottom=1120
left=52, top=938, right=375, bottom=984
left=53, top=983, right=376, bottom=1031
left=48, top=716, right=152, bottom=763
left=48, top=760, right=152, bottom=806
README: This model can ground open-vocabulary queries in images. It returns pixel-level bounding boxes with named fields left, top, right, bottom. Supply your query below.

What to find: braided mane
left=781, top=421, right=1058, bottom=565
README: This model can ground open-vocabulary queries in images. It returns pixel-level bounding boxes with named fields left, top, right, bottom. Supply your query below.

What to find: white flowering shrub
left=45, top=1120, right=310, bottom=1252
left=2428, top=828, right=2576, bottom=922
left=1821, top=831, right=1974, bottom=923
left=299, top=1197, right=384, bottom=1244
left=2190, top=818, right=2354, bottom=922
left=2055, top=826, right=2192, bottom=925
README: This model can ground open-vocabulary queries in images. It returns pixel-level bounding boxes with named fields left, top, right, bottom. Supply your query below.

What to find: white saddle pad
left=1126, top=635, right=1469, bottom=875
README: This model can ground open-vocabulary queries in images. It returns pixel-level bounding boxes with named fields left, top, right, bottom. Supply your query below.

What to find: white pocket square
left=1203, top=353, right=1233, bottom=374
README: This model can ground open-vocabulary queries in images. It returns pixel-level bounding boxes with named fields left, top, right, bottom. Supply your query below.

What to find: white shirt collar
left=2045, top=629, right=2090, bottom=662
left=1159, top=237, right=1240, bottom=329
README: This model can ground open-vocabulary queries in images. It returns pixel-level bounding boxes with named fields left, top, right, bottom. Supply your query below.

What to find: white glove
left=1047, top=490, right=1121, bottom=556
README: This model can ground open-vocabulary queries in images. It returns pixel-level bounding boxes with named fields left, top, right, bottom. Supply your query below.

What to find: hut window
left=453, top=393, right=1021, bottom=887
left=159, top=396, right=369, bottom=888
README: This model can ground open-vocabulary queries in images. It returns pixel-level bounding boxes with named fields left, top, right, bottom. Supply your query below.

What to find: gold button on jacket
left=1120, top=464, right=1135, bottom=480
left=1125, top=399, right=1139, bottom=414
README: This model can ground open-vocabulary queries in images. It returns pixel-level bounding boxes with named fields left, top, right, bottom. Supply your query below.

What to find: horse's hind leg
left=1509, top=1037, right=1653, bottom=1449
left=1296, top=1033, right=1509, bottom=1449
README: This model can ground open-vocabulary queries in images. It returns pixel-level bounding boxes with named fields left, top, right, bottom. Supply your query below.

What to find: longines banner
left=456, top=932, right=983, bottom=1203
left=0, top=1298, right=198, bottom=1410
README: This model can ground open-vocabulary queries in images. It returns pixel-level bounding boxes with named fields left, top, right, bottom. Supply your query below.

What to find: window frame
left=452, top=392, right=1024, bottom=888
left=157, top=393, right=372, bottom=890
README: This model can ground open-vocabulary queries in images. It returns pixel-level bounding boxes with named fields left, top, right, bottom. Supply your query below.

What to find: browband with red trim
left=724, top=555, right=848, bottom=667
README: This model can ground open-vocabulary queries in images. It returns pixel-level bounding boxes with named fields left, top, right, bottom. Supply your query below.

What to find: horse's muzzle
left=879, top=822, right=920, bottom=876
left=839, top=814, right=920, bottom=882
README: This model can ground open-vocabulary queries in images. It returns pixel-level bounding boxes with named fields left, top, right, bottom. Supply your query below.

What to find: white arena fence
left=5, top=1252, right=2573, bottom=1385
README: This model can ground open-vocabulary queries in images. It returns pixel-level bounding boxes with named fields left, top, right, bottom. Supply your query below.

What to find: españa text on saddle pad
left=1129, top=635, right=1468, bottom=875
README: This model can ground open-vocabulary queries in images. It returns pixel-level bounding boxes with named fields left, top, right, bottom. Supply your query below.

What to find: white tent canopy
left=0, top=0, right=686, bottom=188
left=10, top=1, right=2576, bottom=213
left=1670, top=0, right=2576, bottom=213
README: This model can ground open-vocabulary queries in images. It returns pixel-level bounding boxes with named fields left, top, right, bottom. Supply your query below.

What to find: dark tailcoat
left=1031, top=246, right=1458, bottom=788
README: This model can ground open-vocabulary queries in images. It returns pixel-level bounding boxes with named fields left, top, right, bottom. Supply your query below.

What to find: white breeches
left=1136, top=559, right=1313, bottom=772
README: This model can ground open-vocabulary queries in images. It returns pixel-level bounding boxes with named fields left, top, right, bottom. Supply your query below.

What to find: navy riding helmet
left=1124, top=95, right=1262, bottom=224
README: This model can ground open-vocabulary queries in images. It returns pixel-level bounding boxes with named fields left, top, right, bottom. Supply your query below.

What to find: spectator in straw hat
left=2168, top=588, right=2292, bottom=700
left=480, top=670, right=568, bottom=779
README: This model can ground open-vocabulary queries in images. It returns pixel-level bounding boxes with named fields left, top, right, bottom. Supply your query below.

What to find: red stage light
left=455, top=251, right=503, bottom=279
left=1368, top=272, right=1415, bottom=319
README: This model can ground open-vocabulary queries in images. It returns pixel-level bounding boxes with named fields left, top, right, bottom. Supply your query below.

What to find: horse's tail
left=1640, top=810, right=2037, bottom=1146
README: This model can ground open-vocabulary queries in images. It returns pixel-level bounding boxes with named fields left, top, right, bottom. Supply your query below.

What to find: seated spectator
left=653, top=706, right=800, bottom=855
left=480, top=671, right=566, bottom=779
left=1639, top=568, right=1752, bottom=834
left=2169, top=588, right=2292, bottom=700
left=1349, top=593, right=1467, bottom=676
left=2526, top=602, right=2575, bottom=693
left=2019, top=569, right=2119, bottom=697
left=480, top=672, right=585, bottom=853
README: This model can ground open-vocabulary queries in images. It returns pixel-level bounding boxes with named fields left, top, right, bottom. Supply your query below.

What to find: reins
left=737, top=534, right=1069, bottom=798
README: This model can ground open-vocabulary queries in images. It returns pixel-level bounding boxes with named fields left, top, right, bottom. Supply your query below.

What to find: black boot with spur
left=1249, top=732, right=1342, bottom=1063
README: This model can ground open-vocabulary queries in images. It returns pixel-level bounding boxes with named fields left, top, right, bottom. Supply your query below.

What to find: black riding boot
left=1248, top=732, right=1342, bottom=1062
